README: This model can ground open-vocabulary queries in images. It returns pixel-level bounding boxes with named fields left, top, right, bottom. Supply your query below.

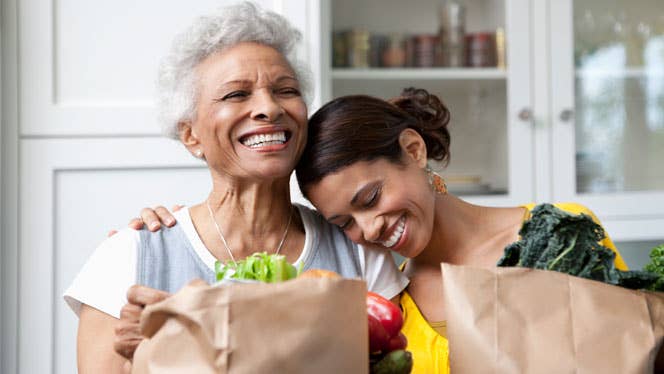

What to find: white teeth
left=242, top=131, right=287, bottom=148
left=380, top=216, right=405, bottom=248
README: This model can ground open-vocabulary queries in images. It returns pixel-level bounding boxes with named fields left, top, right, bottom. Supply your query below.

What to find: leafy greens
left=644, top=244, right=664, bottom=292
left=497, top=204, right=661, bottom=291
left=215, top=252, right=300, bottom=283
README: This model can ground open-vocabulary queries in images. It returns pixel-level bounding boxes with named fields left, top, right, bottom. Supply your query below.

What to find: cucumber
left=370, top=349, right=413, bottom=374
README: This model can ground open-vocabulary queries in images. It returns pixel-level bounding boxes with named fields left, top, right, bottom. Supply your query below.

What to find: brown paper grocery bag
left=132, top=277, right=368, bottom=374
left=441, top=263, right=664, bottom=374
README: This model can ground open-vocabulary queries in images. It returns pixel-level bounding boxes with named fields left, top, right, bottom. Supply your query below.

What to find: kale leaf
left=644, top=245, right=664, bottom=292
left=497, top=204, right=661, bottom=290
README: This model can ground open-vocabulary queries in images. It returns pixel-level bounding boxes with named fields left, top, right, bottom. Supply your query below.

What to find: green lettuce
left=215, top=252, right=300, bottom=283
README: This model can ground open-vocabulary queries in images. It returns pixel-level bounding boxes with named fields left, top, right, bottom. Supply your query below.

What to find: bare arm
left=78, top=304, right=129, bottom=374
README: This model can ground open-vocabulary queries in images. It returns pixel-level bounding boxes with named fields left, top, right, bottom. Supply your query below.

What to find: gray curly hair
left=157, top=1, right=313, bottom=139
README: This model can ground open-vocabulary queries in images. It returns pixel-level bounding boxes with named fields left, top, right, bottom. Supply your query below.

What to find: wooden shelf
left=332, top=68, right=507, bottom=80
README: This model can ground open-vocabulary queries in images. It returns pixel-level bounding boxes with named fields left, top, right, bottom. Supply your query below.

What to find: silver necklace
left=205, top=200, right=293, bottom=264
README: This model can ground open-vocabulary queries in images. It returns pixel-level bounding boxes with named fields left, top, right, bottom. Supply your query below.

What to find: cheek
left=282, top=96, right=307, bottom=118
left=344, top=227, right=365, bottom=244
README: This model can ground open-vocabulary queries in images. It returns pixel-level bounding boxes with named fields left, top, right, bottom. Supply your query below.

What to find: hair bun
left=390, top=87, right=451, bottom=163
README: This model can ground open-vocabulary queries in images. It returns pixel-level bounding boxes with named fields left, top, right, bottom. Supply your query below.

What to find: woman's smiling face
left=184, top=42, right=308, bottom=180
left=307, top=153, right=437, bottom=258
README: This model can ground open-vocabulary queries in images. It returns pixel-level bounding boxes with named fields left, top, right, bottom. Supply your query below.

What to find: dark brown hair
left=296, top=87, right=451, bottom=195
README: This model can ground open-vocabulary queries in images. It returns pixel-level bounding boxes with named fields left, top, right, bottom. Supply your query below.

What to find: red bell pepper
left=366, top=291, right=405, bottom=353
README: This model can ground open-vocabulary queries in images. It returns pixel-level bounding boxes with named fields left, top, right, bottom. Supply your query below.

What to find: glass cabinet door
left=319, top=0, right=534, bottom=206
left=550, top=0, right=664, bottom=239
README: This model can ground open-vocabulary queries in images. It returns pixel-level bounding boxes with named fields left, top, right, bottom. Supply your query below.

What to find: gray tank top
left=135, top=205, right=362, bottom=293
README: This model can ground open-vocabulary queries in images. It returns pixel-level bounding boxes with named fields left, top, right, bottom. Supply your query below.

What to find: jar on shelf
left=465, top=32, right=496, bottom=67
left=332, top=30, right=348, bottom=68
left=414, top=34, right=439, bottom=67
left=439, top=0, right=466, bottom=67
left=382, top=34, right=406, bottom=68
left=495, top=27, right=506, bottom=69
left=369, top=34, right=388, bottom=67
left=404, top=35, right=416, bottom=67
left=347, top=30, right=370, bottom=68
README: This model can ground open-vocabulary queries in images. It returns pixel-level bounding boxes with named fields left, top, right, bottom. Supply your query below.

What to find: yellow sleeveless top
left=399, top=202, right=628, bottom=373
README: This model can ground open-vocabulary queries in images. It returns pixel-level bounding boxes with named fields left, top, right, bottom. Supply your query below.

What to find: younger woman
left=294, top=88, right=627, bottom=373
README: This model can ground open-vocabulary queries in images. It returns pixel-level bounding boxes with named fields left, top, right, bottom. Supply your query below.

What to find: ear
left=398, top=128, right=428, bottom=168
left=178, top=121, right=201, bottom=156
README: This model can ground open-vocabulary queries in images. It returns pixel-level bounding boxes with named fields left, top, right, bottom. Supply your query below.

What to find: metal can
left=414, top=34, right=439, bottom=68
left=465, top=32, right=496, bottom=67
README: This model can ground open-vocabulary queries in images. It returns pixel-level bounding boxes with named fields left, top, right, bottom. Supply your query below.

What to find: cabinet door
left=550, top=0, right=664, bottom=240
left=10, top=1, right=312, bottom=373
left=317, top=0, right=535, bottom=206
left=17, top=0, right=307, bottom=137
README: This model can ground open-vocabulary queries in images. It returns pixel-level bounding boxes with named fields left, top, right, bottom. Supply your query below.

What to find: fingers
left=126, top=285, right=170, bottom=307
left=114, top=304, right=143, bottom=361
left=153, top=206, right=176, bottom=227
left=107, top=229, right=119, bottom=237
left=127, top=217, right=145, bottom=230
left=172, top=204, right=184, bottom=212
left=114, top=298, right=148, bottom=361
left=140, top=207, right=162, bottom=231
left=119, top=302, right=144, bottom=320
left=113, top=320, right=143, bottom=360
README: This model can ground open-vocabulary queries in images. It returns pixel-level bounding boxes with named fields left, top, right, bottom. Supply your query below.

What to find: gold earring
left=426, top=166, right=447, bottom=195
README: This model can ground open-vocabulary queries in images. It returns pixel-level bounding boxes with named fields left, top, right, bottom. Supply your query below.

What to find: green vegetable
left=497, top=204, right=660, bottom=290
left=644, top=244, right=664, bottom=292
left=370, top=349, right=413, bottom=374
left=215, top=252, right=300, bottom=283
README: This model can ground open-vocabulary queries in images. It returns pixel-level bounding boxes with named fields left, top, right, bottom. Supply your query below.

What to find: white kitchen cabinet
left=311, top=0, right=664, bottom=242
left=314, top=0, right=535, bottom=209
left=549, top=0, right=664, bottom=241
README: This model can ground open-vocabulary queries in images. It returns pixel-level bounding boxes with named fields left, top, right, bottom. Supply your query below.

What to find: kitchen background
left=1, top=0, right=663, bottom=372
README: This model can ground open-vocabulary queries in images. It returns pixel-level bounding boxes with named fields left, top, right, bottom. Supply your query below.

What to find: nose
left=251, top=89, right=284, bottom=122
left=357, top=214, right=385, bottom=243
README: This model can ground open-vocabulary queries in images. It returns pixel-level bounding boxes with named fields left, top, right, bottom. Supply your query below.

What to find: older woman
left=64, top=3, right=407, bottom=373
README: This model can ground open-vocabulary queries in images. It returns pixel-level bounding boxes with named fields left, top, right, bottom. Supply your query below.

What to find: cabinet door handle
left=518, top=108, right=533, bottom=122
left=559, top=109, right=574, bottom=122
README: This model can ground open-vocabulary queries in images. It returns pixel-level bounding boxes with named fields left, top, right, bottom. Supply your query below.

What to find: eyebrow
left=218, top=75, right=298, bottom=88
left=326, top=181, right=380, bottom=222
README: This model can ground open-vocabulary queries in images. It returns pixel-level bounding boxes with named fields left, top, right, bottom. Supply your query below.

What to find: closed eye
left=276, top=87, right=301, bottom=97
left=339, top=218, right=354, bottom=230
left=364, top=186, right=381, bottom=207
left=220, top=91, right=249, bottom=101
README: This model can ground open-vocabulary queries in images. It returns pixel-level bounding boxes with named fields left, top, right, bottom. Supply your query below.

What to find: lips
left=378, top=215, right=406, bottom=248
